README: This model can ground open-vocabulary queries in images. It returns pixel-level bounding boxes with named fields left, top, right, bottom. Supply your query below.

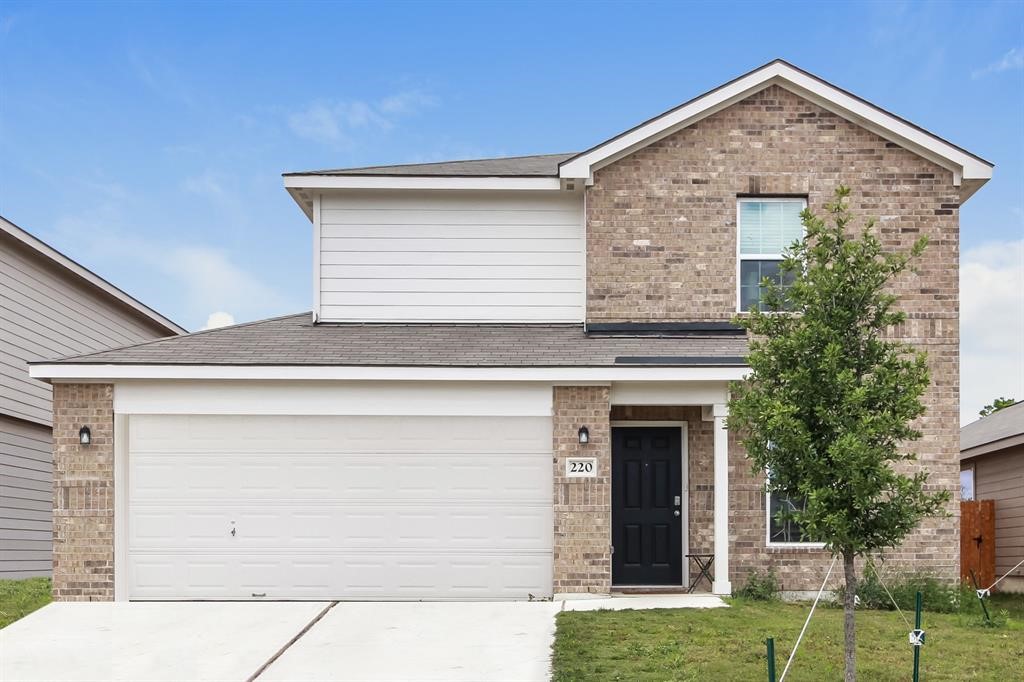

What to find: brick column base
left=552, top=386, right=611, bottom=595
left=52, top=383, right=114, bottom=601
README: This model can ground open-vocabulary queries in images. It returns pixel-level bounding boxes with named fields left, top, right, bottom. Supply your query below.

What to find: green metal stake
left=912, top=591, right=922, bottom=682
left=766, top=637, right=776, bottom=682
left=969, top=568, right=992, bottom=625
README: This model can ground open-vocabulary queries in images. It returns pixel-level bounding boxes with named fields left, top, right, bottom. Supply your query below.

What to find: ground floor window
left=766, top=492, right=822, bottom=546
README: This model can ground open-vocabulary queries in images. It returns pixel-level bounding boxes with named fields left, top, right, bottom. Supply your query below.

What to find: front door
left=611, top=426, right=683, bottom=585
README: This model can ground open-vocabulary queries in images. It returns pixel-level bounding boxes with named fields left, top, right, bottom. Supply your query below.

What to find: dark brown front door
left=611, top=426, right=683, bottom=585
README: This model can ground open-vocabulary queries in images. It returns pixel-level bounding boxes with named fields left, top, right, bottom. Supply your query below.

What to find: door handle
left=674, top=510, right=681, bottom=517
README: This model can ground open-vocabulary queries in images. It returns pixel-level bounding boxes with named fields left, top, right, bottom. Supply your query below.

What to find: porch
left=552, top=382, right=735, bottom=598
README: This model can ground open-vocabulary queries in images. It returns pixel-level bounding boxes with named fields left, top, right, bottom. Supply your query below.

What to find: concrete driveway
left=0, top=601, right=561, bottom=682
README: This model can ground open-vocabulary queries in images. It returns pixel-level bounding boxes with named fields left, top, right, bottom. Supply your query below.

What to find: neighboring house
left=960, top=402, right=1024, bottom=593
left=31, top=60, right=991, bottom=601
left=0, top=216, right=184, bottom=579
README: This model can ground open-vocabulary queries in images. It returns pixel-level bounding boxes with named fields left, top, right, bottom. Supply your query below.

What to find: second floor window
left=737, top=198, right=806, bottom=311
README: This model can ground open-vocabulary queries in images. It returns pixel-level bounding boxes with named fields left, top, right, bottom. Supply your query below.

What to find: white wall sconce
left=79, top=426, right=91, bottom=446
left=578, top=426, right=590, bottom=445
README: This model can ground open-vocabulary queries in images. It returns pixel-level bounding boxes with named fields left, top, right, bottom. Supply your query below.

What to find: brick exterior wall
left=590, top=85, right=961, bottom=591
left=52, top=383, right=115, bottom=600
left=552, top=386, right=612, bottom=594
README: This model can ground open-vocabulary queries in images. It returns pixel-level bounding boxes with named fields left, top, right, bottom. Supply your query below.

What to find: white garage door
left=127, top=413, right=553, bottom=600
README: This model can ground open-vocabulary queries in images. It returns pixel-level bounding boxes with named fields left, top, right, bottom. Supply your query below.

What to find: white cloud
left=971, top=47, right=1024, bottom=79
left=165, top=245, right=288, bottom=321
left=127, top=50, right=197, bottom=108
left=287, top=90, right=438, bottom=146
left=960, top=239, right=1024, bottom=424
left=181, top=170, right=226, bottom=199
left=202, top=311, right=236, bottom=330
left=46, top=210, right=295, bottom=331
left=377, top=90, right=438, bottom=116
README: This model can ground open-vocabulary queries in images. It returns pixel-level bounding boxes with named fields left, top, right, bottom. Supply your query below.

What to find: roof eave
left=282, top=175, right=566, bottom=222
left=0, top=216, right=187, bottom=335
left=28, top=363, right=750, bottom=383
left=960, top=432, right=1024, bottom=460
left=558, top=60, right=993, bottom=203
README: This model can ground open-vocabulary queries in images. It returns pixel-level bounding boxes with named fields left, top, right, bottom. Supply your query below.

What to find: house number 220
left=566, top=458, right=597, bottom=478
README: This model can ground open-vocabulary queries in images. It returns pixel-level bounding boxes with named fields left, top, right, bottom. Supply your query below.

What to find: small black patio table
left=685, top=553, right=715, bottom=593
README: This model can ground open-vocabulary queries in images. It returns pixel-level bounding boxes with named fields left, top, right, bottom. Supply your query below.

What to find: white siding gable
left=317, top=190, right=584, bottom=322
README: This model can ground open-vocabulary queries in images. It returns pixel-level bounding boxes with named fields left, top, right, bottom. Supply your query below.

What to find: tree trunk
left=843, top=550, right=857, bottom=682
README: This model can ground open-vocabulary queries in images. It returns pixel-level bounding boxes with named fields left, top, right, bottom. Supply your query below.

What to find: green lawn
left=552, top=593, right=1024, bottom=681
left=0, top=577, right=52, bottom=628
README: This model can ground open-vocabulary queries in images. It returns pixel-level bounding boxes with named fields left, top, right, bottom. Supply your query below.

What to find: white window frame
left=764, top=488, right=826, bottom=549
left=736, top=197, right=808, bottom=313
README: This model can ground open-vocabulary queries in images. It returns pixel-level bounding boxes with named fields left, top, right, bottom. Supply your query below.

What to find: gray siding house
left=1, top=216, right=184, bottom=578
left=961, top=402, right=1024, bottom=593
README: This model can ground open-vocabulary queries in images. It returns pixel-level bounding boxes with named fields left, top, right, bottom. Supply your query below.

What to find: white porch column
left=712, top=403, right=732, bottom=595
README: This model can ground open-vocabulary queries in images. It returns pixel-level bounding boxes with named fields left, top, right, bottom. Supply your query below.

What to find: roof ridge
left=35, top=311, right=310, bottom=364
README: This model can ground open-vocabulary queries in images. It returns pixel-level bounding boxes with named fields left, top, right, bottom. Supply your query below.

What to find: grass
left=0, top=577, right=52, bottom=629
left=552, top=593, right=1024, bottom=681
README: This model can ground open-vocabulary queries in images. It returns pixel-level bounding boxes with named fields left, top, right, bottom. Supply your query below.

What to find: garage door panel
left=129, top=504, right=552, bottom=551
left=130, top=415, right=552, bottom=454
left=129, top=551, right=552, bottom=600
left=128, top=413, right=553, bottom=600
left=131, top=453, right=552, bottom=503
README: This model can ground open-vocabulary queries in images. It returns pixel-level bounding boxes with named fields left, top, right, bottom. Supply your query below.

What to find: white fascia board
left=30, top=363, right=749, bottom=383
left=284, top=175, right=563, bottom=191
left=559, top=62, right=992, bottom=193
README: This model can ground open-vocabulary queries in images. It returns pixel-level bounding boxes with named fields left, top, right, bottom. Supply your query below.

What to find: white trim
left=736, top=197, right=807, bottom=313
left=610, top=421, right=689, bottom=589
left=113, top=412, right=128, bottom=602
left=610, top=381, right=729, bottom=406
left=112, top=380, right=553, bottom=417
left=0, top=216, right=186, bottom=335
left=284, top=175, right=563, bottom=192
left=31, top=364, right=750, bottom=382
left=764, top=489, right=827, bottom=549
left=712, top=405, right=731, bottom=595
left=558, top=61, right=992, bottom=199
left=312, top=194, right=322, bottom=323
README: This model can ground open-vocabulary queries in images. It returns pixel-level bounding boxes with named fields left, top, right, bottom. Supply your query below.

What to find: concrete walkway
left=0, top=595, right=727, bottom=682
left=0, top=601, right=328, bottom=682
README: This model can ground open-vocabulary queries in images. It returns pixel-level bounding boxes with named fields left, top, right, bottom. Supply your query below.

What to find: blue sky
left=1, top=0, right=1022, bottom=421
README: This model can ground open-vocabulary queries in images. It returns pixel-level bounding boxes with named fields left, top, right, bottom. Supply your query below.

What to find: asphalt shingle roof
left=961, top=401, right=1024, bottom=452
left=283, top=153, right=576, bottom=178
left=40, top=313, right=749, bottom=367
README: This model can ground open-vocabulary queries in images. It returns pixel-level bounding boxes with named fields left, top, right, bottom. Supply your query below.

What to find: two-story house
left=31, top=60, right=991, bottom=601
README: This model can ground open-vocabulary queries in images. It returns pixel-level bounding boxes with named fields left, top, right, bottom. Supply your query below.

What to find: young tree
left=727, top=186, right=950, bottom=682
left=979, top=397, right=1016, bottom=417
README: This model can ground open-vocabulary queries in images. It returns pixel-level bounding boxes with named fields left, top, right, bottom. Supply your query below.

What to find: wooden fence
left=960, top=500, right=996, bottom=587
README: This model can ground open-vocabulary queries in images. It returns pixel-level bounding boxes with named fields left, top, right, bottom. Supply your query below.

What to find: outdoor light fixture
left=578, top=426, right=590, bottom=445
left=79, top=426, right=91, bottom=446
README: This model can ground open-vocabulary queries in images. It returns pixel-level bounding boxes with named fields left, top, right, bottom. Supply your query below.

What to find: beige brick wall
left=52, top=383, right=114, bottom=601
left=590, top=85, right=960, bottom=590
left=552, top=386, right=612, bottom=594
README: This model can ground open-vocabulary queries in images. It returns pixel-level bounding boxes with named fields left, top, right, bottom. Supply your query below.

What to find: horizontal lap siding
left=0, top=415, right=52, bottom=577
left=318, top=190, right=585, bottom=322
left=974, top=445, right=1024, bottom=576
left=0, top=237, right=173, bottom=426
